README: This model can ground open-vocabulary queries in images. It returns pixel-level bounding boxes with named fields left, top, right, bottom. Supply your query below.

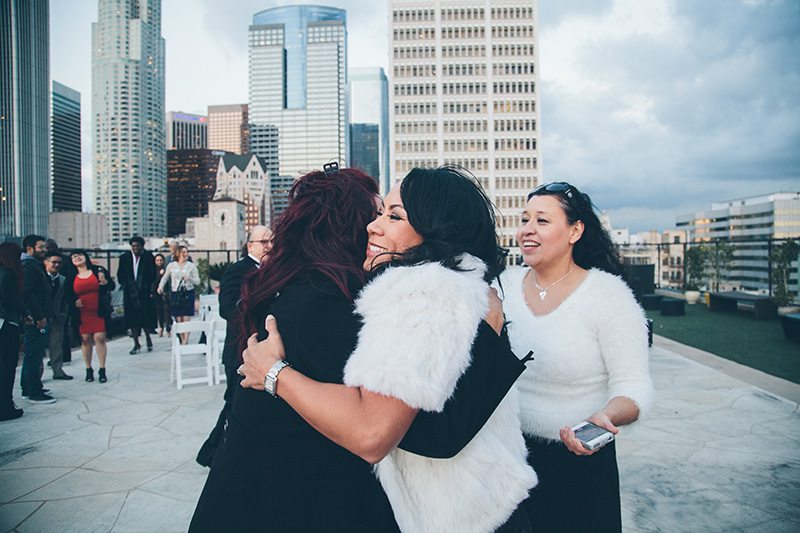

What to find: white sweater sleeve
left=596, top=275, right=655, bottom=418
left=158, top=263, right=173, bottom=292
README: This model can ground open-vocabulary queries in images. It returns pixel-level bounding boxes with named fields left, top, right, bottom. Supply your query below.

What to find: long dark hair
left=527, top=183, right=625, bottom=277
left=239, top=167, right=380, bottom=338
left=0, top=242, right=24, bottom=291
left=372, top=166, right=505, bottom=283
left=69, top=250, right=95, bottom=270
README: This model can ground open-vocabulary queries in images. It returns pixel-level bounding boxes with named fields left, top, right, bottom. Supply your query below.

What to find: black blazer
left=218, top=255, right=258, bottom=368
left=190, top=270, right=526, bottom=532
left=21, top=255, right=52, bottom=322
left=0, top=266, right=25, bottom=324
left=65, top=265, right=116, bottom=330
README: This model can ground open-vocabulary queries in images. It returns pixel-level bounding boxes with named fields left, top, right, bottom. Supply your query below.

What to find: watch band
left=264, top=360, right=290, bottom=397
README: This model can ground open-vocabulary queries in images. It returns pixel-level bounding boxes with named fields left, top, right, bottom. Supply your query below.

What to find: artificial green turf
left=646, top=303, right=800, bottom=384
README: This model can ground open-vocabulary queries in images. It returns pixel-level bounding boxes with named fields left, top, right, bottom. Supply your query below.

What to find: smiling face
left=71, top=253, right=87, bottom=268
left=363, top=184, right=424, bottom=271
left=154, top=255, right=165, bottom=268
left=517, top=194, right=584, bottom=270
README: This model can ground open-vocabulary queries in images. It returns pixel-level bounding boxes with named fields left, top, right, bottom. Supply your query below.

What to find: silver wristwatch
left=264, top=360, right=290, bottom=397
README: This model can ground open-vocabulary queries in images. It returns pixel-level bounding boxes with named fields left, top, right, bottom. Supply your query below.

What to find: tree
left=684, top=244, right=708, bottom=291
left=770, top=239, right=800, bottom=306
left=707, top=241, right=735, bottom=292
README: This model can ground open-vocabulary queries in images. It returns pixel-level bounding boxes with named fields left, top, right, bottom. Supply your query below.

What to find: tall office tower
left=166, top=148, right=222, bottom=236
left=248, top=6, right=348, bottom=178
left=92, top=0, right=166, bottom=242
left=349, top=67, right=390, bottom=193
left=51, top=81, right=82, bottom=212
left=208, top=104, right=249, bottom=154
left=0, top=0, right=50, bottom=239
left=166, top=111, right=207, bottom=150
left=389, top=0, right=540, bottom=263
left=350, top=123, right=380, bottom=185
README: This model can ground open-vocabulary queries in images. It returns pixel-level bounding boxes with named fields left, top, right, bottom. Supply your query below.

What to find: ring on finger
left=236, top=364, right=245, bottom=376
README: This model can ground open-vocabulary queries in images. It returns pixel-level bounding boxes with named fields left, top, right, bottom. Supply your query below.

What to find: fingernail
left=266, top=315, right=275, bottom=321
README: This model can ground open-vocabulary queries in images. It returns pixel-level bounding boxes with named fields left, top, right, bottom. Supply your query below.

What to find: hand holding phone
left=571, top=421, right=614, bottom=451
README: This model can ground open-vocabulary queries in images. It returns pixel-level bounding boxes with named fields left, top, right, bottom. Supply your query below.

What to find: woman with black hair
left=237, top=167, right=536, bottom=532
left=65, top=251, right=115, bottom=383
left=501, top=182, right=654, bottom=532
left=0, top=242, right=26, bottom=421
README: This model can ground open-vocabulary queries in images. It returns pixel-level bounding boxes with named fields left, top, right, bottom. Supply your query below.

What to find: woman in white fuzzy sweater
left=240, top=167, right=536, bottom=532
left=500, top=182, right=655, bottom=532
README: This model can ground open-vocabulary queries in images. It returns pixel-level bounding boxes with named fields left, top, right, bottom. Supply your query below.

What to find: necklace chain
left=533, top=266, right=575, bottom=301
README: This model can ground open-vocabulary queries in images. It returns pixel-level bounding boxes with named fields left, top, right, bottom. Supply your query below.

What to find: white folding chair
left=199, top=294, right=219, bottom=321
left=170, top=320, right=214, bottom=390
left=210, top=317, right=227, bottom=385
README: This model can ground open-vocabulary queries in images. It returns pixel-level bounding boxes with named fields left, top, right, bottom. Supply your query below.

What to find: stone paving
left=0, top=332, right=798, bottom=532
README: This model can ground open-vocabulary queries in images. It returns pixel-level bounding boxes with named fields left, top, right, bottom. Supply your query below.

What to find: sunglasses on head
left=528, top=181, right=581, bottom=214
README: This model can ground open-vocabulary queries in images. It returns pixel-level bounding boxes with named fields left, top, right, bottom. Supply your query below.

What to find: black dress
left=190, top=271, right=528, bottom=532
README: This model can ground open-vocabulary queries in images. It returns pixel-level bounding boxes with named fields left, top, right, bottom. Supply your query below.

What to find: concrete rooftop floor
left=1, top=331, right=799, bottom=533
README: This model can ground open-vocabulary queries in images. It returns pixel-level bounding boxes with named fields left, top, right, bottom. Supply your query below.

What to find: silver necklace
left=532, top=266, right=575, bottom=301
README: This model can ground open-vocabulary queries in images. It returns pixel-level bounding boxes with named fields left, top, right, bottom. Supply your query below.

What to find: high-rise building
left=208, top=104, right=249, bottom=155
left=214, top=153, right=270, bottom=231
left=248, top=5, right=348, bottom=178
left=349, top=67, right=390, bottom=193
left=51, top=81, right=82, bottom=212
left=92, top=0, right=166, bottom=242
left=166, top=149, right=223, bottom=236
left=0, top=0, right=50, bottom=239
left=166, top=111, right=207, bottom=150
left=389, top=0, right=540, bottom=263
left=350, top=123, right=380, bottom=185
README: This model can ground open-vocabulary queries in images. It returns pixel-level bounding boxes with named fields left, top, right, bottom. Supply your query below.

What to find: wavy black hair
left=372, top=166, right=506, bottom=283
left=527, top=182, right=625, bottom=278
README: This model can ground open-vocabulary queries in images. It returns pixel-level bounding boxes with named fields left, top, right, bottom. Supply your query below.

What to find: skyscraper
left=0, top=0, right=50, bottom=239
left=51, top=81, right=82, bottom=212
left=166, top=111, right=207, bottom=150
left=208, top=104, right=249, bottom=155
left=248, top=5, right=348, bottom=177
left=389, top=0, right=540, bottom=263
left=166, top=148, right=221, bottom=236
left=349, top=67, right=389, bottom=193
left=92, top=0, right=166, bottom=242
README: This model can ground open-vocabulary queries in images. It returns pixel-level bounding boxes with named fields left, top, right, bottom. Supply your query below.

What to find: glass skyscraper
left=248, top=5, right=348, bottom=178
left=0, top=0, right=50, bottom=239
left=349, top=67, right=389, bottom=194
left=92, top=0, right=166, bottom=242
left=51, top=81, right=82, bottom=212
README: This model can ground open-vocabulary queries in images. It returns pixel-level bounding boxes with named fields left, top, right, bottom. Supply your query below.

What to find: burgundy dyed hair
left=239, top=167, right=379, bottom=340
left=0, top=242, right=24, bottom=291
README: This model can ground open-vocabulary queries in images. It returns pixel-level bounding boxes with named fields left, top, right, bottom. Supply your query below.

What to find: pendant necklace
left=533, top=266, right=575, bottom=301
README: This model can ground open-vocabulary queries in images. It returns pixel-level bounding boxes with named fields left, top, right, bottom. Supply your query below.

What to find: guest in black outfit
left=152, top=253, right=171, bottom=336
left=195, top=224, right=271, bottom=467
left=117, top=236, right=157, bottom=354
left=190, top=167, right=529, bottom=532
left=0, top=242, right=27, bottom=421
left=43, top=252, right=72, bottom=380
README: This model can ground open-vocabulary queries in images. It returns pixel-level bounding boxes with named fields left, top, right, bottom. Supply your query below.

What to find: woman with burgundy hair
left=0, top=242, right=27, bottom=421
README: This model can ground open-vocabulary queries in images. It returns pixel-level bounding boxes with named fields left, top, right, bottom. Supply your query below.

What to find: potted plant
left=770, top=239, right=800, bottom=315
left=707, top=240, right=735, bottom=294
left=683, top=244, right=708, bottom=305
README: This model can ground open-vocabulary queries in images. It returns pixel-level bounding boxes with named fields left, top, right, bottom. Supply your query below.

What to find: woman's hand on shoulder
left=559, top=411, right=618, bottom=456
left=240, top=315, right=286, bottom=391
left=485, top=287, right=504, bottom=335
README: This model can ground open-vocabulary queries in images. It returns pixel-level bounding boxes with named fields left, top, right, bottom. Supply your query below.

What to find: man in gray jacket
left=44, top=252, right=72, bottom=380
left=20, top=235, right=56, bottom=404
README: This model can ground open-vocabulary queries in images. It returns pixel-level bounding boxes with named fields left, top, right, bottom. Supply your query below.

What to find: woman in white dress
left=157, top=245, right=199, bottom=344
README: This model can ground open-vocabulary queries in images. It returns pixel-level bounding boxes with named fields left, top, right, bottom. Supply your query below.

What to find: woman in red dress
left=66, top=251, right=115, bottom=383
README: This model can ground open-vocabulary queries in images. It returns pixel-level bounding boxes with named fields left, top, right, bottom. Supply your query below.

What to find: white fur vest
left=344, top=255, right=537, bottom=533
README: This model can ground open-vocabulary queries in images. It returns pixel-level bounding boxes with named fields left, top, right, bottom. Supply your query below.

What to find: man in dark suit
left=196, top=225, right=272, bottom=467
left=117, top=236, right=157, bottom=354
left=43, top=252, right=72, bottom=380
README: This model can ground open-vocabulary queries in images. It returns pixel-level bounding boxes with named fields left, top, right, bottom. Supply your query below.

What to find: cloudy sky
left=51, top=0, right=800, bottom=232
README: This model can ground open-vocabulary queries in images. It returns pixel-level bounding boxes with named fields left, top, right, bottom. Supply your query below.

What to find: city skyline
left=51, top=0, right=799, bottom=233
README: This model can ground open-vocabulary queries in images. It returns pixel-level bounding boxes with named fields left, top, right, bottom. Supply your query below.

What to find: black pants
left=523, top=437, right=621, bottom=533
left=0, top=322, right=21, bottom=412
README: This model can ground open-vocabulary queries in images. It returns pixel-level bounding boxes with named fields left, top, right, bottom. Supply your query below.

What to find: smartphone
left=571, top=421, right=614, bottom=451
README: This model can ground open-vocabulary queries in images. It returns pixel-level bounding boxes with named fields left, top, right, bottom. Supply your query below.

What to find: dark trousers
left=196, top=362, right=240, bottom=467
left=21, top=325, right=47, bottom=397
left=0, top=322, right=21, bottom=412
left=48, top=316, right=67, bottom=376
left=156, top=297, right=171, bottom=332
left=523, top=437, right=621, bottom=533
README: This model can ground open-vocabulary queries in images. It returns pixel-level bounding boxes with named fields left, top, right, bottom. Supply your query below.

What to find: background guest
left=0, top=242, right=27, bottom=421
left=117, top=236, right=157, bottom=354
left=153, top=253, right=171, bottom=337
left=20, top=235, right=56, bottom=404
left=158, top=245, right=200, bottom=344
left=44, top=252, right=72, bottom=380
left=66, top=251, right=115, bottom=383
